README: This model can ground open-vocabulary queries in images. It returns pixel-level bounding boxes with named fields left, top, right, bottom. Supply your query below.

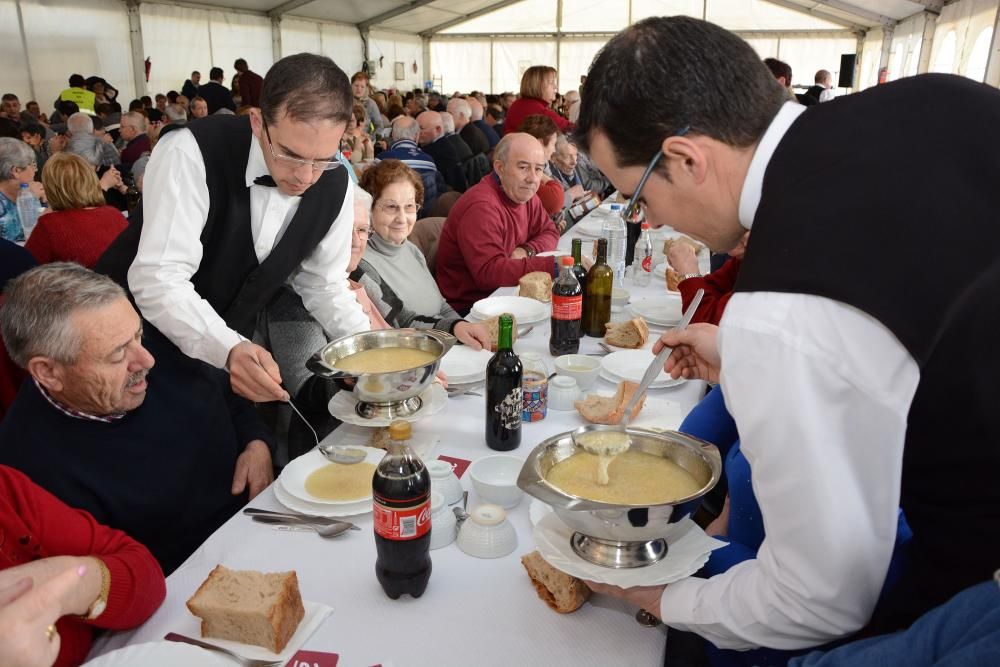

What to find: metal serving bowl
left=306, top=329, right=456, bottom=417
left=518, top=426, right=721, bottom=567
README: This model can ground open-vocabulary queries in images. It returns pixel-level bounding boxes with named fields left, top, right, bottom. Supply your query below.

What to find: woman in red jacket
left=515, top=114, right=568, bottom=221
left=0, top=465, right=165, bottom=667
left=26, top=153, right=127, bottom=268
left=670, top=231, right=749, bottom=325
left=505, top=65, right=574, bottom=137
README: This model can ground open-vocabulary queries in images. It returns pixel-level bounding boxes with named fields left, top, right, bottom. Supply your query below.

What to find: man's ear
left=660, top=134, right=708, bottom=186
left=26, top=356, right=65, bottom=394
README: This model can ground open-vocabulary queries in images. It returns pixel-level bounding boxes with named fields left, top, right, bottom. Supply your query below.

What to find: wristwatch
left=519, top=246, right=536, bottom=258
left=79, top=559, right=111, bottom=621
left=679, top=273, right=701, bottom=282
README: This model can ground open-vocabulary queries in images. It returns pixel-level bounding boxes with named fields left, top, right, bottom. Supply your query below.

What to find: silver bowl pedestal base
left=570, top=532, right=667, bottom=569
left=355, top=396, right=423, bottom=420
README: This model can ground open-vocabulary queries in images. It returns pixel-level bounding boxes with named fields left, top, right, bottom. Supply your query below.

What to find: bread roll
left=604, top=318, right=649, bottom=349
left=574, top=380, right=647, bottom=424
left=666, top=268, right=682, bottom=292
left=481, top=314, right=519, bottom=352
left=521, top=551, right=591, bottom=613
left=186, top=565, right=305, bottom=654
left=519, top=271, right=553, bottom=302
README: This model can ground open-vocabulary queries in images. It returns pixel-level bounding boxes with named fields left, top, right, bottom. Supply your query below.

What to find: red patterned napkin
left=287, top=650, right=339, bottom=666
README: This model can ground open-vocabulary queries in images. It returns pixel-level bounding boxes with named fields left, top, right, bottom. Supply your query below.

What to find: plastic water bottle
left=16, top=183, right=40, bottom=240
left=632, top=223, right=653, bottom=286
left=601, top=203, right=627, bottom=286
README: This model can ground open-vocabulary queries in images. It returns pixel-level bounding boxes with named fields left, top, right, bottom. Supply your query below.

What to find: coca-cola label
left=373, top=494, right=431, bottom=541
left=641, top=254, right=653, bottom=272
left=552, top=294, right=582, bottom=320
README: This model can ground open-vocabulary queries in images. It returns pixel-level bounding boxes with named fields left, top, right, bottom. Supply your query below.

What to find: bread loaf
left=481, top=314, right=519, bottom=352
left=518, top=271, right=552, bottom=302
left=663, top=235, right=704, bottom=257
left=575, top=380, right=647, bottom=425
left=666, top=268, right=682, bottom=292
left=521, top=551, right=591, bottom=613
left=186, top=565, right=305, bottom=654
left=604, top=318, right=649, bottom=349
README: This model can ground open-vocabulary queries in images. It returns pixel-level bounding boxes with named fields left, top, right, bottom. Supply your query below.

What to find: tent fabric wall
left=887, top=13, right=926, bottom=81
left=558, top=39, right=605, bottom=92
left=278, top=19, right=363, bottom=79
left=858, top=26, right=884, bottom=89
left=441, top=0, right=557, bottom=34
left=368, top=30, right=424, bottom=92
left=430, top=40, right=492, bottom=93
left=492, top=39, right=558, bottom=93
left=930, top=0, right=998, bottom=79
left=0, top=0, right=32, bottom=104
left=773, top=36, right=860, bottom=88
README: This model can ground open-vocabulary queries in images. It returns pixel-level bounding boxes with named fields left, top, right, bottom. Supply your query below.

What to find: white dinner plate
left=274, top=478, right=373, bottom=517
left=629, top=295, right=683, bottom=326
left=279, top=448, right=384, bottom=505
left=83, top=641, right=231, bottom=667
left=328, top=383, right=448, bottom=427
left=532, top=513, right=722, bottom=587
left=601, top=350, right=686, bottom=389
left=470, top=295, right=549, bottom=324
left=439, top=345, right=493, bottom=384
left=572, top=218, right=605, bottom=238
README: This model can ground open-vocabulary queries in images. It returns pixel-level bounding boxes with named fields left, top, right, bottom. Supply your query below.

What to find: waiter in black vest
left=573, top=16, right=1000, bottom=655
left=126, top=54, right=369, bottom=403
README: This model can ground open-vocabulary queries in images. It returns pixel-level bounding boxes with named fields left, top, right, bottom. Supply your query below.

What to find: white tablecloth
left=88, top=208, right=708, bottom=667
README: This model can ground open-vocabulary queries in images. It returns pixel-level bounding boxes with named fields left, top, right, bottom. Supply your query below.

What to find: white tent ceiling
left=197, top=0, right=941, bottom=33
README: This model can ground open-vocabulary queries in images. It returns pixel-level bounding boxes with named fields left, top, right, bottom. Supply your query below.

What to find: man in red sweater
left=436, top=133, right=561, bottom=314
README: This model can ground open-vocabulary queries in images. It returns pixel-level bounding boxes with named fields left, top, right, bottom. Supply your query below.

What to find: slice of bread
left=369, top=427, right=390, bottom=450
left=665, top=268, right=682, bottom=292
left=604, top=318, right=649, bottom=349
left=521, top=551, right=591, bottom=613
left=186, top=565, right=305, bottom=654
left=519, top=271, right=553, bottom=302
left=663, top=236, right=704, bottom=257
left=480, top=314, right=519, bottom=352
left=575, top=380, right=647, bottom=424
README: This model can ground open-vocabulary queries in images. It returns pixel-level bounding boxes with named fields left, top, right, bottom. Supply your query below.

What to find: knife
left=243, top=507, right=360, bottom=530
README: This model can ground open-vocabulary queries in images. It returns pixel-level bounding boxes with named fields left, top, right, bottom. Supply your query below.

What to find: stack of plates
left=274, top=448, right=385, bottom=517
left=572, top=216, right=605, bottom=238
left=629, top=295, right=683, bottom=327
left=439, top=345, right=493, bottom=385
left=601, top=349, right=685, bottom=389
left=470, top=295, right=549, bottom=325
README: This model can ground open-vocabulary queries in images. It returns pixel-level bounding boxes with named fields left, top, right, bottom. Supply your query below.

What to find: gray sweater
left=350, top=233, right=463, bottom=334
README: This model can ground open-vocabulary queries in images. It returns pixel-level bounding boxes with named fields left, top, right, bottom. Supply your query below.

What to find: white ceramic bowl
left=469, top=455, right=524, bottom=508
left=429, top=491, right=457, bottom=550
left=456, top=504, right=518, bottom=558
left=611, top=287, right=630, bottom=312
left=426, top=459, right=464, bottom=505
left=548, top=375, right=580, bottom=411
left=554, top=354, right=602, bottom=390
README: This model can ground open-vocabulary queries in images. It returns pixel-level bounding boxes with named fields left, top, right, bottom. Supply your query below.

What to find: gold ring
left=45, top=624, right=58, bottom=642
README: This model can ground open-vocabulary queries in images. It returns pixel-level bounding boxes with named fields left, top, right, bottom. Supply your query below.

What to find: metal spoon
left=517, top=325, right=534, bottom=338
left=243, top=508, right=360, bottom=530
left=317, top=442, right=367, bottom=465
left=252, top=515, right=354, bottom=538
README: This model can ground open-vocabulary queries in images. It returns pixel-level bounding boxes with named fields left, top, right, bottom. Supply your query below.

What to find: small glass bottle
left=520, top=352, right=549, bottom=422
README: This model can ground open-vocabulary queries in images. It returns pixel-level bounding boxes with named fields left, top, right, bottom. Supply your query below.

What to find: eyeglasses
left=622, top=125, right=691, bottom=223
left=376, top=200, right=418, bottom=216
left=261, top=117, right=341, bottom=172
left=353, top=225, right=372, bottom=237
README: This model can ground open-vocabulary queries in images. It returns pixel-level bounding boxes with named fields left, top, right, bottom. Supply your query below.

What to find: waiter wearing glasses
left=120, top=53, right=369, bottom=404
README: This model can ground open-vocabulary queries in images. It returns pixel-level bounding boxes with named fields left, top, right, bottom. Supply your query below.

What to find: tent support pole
left=983, top=7, right=1000, bottom=86
left=14, top=0, right=36, bottom=101
left=127, top=0, right=146, bottom=98
left=271, top=16, right=282, bottom=62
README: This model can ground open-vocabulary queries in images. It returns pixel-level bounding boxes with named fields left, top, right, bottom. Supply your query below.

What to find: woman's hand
left=704, top=496, right=731, bottom=538
left=28, top=181, right=45, bottom=204
left=656, top=323, right=721, bottom=383
left=99, top=167, right=123, bottom=193
left=454, top=321, right=492, bottom=351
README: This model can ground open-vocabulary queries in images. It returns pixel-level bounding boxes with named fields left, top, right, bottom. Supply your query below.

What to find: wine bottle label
left=494, top=387, right=523, bottom=431
left=373, top=494, right=431, bottom=540
left=552, top=294, right=582, bottom=320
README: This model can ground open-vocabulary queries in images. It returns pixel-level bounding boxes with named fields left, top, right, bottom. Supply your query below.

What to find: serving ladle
left=571, top=289, right=705, bottom=475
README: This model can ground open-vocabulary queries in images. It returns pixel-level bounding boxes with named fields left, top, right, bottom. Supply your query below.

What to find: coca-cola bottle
left=550, top=256, right=582, bottom=356
left=373, top=420, right=432, bottom=599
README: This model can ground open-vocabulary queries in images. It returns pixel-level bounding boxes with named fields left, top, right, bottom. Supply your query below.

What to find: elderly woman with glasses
left=352, top=160, right=491, bottom=350
left=0, top=138, right=45, bottom=242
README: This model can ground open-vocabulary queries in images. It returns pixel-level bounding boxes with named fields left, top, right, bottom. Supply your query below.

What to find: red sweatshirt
left=436, top=174, right=561, bottom=313
left=25, top=206, right=127, bottom=269
left=0, top=465, right=165, bottom=667
left=678, top=257, right=742, bottom=325
left=504, top=97, right=574, bottom=136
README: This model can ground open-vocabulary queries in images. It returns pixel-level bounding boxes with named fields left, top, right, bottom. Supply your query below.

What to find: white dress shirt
left=659, top=102, right=920, bottom=649
left=819, top=88, right=836, bottom=103
left=128, top=128, right=369, bottom=369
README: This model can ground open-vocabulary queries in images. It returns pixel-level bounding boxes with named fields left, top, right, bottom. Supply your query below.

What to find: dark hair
left=128, top=99, right=145, bottom=112
left=166, top=90, right=178, bottom=102
left=0, top=118, right=18, bottom=139
left=20, top=123, right=44, bottom=138
left=234, top=58, right=247, bottom=70
left=386, top=104, right=405, bottom=120
left=155, top=93, right=166, bottom=101
left=191, top=70, right=200, bottom=77
left=147, top=109, right=163, bottom=123
left=95, top=103, right=113, bottom=116
left=261, top=53, right=353, bottom=126
left=210, top=67, right=224, bottom=81
left=110, top=101, right=122, bottom=113
left=90, top=116, right=105, bottom=131
left=1, top=93, right=17, bottom=102
left=575, top=16, right=787, bottom=173
left=140, top=95, right=152, bottom=107
left=517, top=114, right=558, bottom=144
left=360, top=159, right=425, bottom=207
left=56, top=100, right=79, bottom=117
left=763, top=58, right=792, bottom=86
left=68, top=74, right=85, bottom=88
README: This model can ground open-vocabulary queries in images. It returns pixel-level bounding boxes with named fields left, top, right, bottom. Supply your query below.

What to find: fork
left=164, top=632, right=282, bottom=667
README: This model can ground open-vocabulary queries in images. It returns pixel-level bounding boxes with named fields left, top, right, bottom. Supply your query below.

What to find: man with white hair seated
left=439, top=111, right=474, bottom=169
left=447, top=97, right=489, bottom=156
left=417, top=110, right=467, bottom=192
left=163, top=103, right=187, bottom=126
left=550, top=133, right=610, bottom=197
left=0, top=263, right=275, bottom=574
left=379, top=116, right=447, bottom=211
left=118, top=111, right=151, bottom=168
left=66, top=133, right=127, bottom=208
left=66, top=111, right=118, bottom=167
left=468, top=97, right=499, bottom=150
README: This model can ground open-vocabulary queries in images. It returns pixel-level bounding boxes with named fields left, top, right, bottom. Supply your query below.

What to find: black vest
left=97, top=115, right=349, bottom=338
left=735, top=74, right=1000, bottom=632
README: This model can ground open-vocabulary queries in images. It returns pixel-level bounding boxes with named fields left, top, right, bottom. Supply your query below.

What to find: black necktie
left=253, top=175, right=276, bottom=187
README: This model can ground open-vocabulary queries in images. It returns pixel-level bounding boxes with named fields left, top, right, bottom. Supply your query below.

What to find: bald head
left=468, top=97, right=484, bottom=121
left=815, top=69, right=833, bottom=88
left=416, top=110, right=442, bottom=145
left=391, top=115, right=420, bottom=143
left=494, top=133, right=546, bottom=205
left=447, top=98, right=472, bottom=129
